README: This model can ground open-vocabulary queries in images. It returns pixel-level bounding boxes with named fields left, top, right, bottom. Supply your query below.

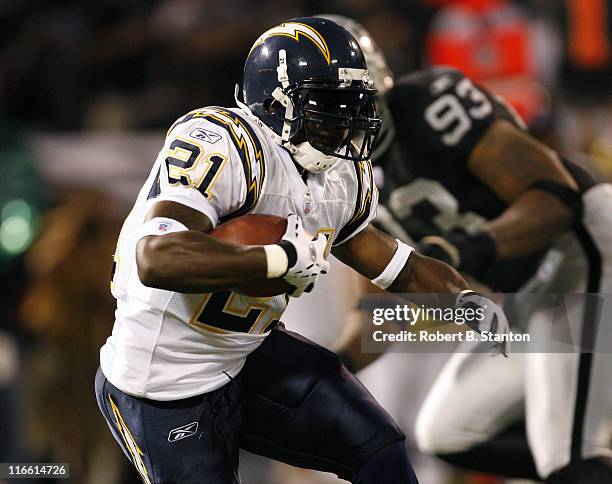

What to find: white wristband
left=371, top=239, right=414, bottom=289
left=264, top=244, right=289, bottom=279
left=136, top=217, right=189, bottom=241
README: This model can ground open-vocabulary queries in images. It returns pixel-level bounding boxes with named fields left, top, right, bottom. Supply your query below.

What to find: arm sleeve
left=333, top=158, right=379, bottom=246
left=386, top=67, right=525, bottom=166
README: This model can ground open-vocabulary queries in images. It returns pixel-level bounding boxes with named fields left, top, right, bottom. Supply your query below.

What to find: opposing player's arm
left=468, top=119, right=578, bottom=258
left=399, top=68, right=582, bottom=274
left=332, top=225, right=467, bottom=371
left=332, top=224, right=509, bottom=370
left=331, top=154, right=500, bottom=346
left=332, top=154, right=468, bottom=296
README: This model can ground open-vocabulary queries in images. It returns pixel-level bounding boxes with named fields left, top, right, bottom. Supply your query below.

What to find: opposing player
left=325, top=15, right=612, bottom=484
left=94, top=17, right=508, bottom=484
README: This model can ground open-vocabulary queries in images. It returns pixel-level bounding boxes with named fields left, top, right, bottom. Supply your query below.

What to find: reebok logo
left=190, top=128, right=222, bottom=144
left=168, top=421, right=199, bottom=442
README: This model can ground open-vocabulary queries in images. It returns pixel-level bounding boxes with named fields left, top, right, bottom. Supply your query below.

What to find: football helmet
left=316, top=14, right=394, bottom=95
left=316, top=15, right=396, bottom=163
left=238, top=17, right=381, bottom=173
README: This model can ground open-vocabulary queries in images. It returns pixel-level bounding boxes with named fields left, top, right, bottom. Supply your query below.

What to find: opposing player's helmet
left=238, top=17, right=381, bottom=173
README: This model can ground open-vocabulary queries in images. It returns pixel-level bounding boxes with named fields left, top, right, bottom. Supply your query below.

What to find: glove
left=277, top=214, right=329, bottom=297
left=455, top=290, right=510, bottom=357
left=419, top=235, right=459, bottom=267
left=419, top=229, right=497, bottom=279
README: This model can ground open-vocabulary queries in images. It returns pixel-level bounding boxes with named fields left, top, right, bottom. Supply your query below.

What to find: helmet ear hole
left=263, top=98, right=275, bottom=114
left=266, top=98, right=286, bottom=121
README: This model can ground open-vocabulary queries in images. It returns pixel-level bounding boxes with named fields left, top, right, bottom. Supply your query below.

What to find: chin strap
left=293, top=141, right=338, bottom=173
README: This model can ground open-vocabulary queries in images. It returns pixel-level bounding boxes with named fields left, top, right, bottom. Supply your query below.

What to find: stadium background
left=1, top=0, right=611, bottom=482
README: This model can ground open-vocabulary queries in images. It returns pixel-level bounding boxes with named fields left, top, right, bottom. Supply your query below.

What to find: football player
left=325, top=15, right=612, bottom=484
left=94, top=17, right=508, bottom=484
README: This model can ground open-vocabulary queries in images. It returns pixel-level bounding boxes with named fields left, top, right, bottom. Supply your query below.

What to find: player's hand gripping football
left=455, top=291, right=510, bottom=357
left=277, top=214, right=330, bottom=297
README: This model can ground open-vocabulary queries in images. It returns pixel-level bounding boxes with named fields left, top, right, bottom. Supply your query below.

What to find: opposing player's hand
left=455, top=291, right=510, bottom=357
left=419, top=235, right=459, bottom=267
left=419, top=229, right=497, bottom=279
left=277, top=214, right=329, bottom=297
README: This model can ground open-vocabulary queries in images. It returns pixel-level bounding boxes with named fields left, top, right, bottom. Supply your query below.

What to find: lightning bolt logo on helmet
left=249, top=22, right=331, bottom=65
left=240, top=17, right=382, bottom=173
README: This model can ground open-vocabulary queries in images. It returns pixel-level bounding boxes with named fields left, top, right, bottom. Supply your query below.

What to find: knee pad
left=286, top=365, right=406, bottom=478
left=325, top=368, right=406, bottom=472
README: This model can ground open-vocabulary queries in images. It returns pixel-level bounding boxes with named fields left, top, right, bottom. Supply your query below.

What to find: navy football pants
left=96, top=325, right=417, bottom=483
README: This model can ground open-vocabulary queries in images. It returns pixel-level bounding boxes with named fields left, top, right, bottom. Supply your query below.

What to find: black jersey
left=375, top=67, right=541, bottom=291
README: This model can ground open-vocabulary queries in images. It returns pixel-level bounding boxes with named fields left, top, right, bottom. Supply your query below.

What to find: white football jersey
left=100, top=106, right=377, bottom=400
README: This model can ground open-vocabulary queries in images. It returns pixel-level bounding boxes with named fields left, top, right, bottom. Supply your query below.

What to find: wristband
left=528, top=179, right=583, bottom=223
left=276, top=240, right=297, bottom=269
left=264, top=244, right=289, bottom=278
left=371, top=239, right=414, bottom=289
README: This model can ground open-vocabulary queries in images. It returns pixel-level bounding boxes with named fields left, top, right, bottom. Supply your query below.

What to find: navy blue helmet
left=239, top=17, right=381, bottom=172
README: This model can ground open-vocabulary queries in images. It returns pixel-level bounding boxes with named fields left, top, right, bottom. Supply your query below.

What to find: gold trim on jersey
left=110, top=254, right=120, bottom=291
left=185, top=108, right=266, bottom=219
left=334, top=159, right=375, bottom=245
left=249, top=22, right=331, bottom=65
left=165, top=135, right=229, bottom=198
left=316, top=227, right=336, bottom=257
left=200, top=152, right=228, bottom=200
left=108, top=395, right=152, bottom=484
left=165, top=135, right=204, bottom=188
left=224, top=292, right=282, bottom=334
left=165, top=108, right=265, bottom=214
left=352, top=160, right=374, bottom=222
left=188, top=291, right=284, bottom=335
left=203, top=109, right=265, bottom=218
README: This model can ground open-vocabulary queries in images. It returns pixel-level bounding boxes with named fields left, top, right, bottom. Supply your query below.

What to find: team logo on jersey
left=250, top=22, right=331, bottom=65
left=190, top=127, right=222, bottom=144
left=157, top=222, right=170, bottom=232
left=168, top=421, right=199, bottom=442
left=303, top=192, right=314, bottom=214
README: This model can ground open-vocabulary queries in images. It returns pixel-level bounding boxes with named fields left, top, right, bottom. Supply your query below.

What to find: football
left=210, top=214, right=293, bottom=297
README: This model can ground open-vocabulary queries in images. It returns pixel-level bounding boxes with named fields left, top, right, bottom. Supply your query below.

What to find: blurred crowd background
left=1, top=0, right=611, bottom=483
